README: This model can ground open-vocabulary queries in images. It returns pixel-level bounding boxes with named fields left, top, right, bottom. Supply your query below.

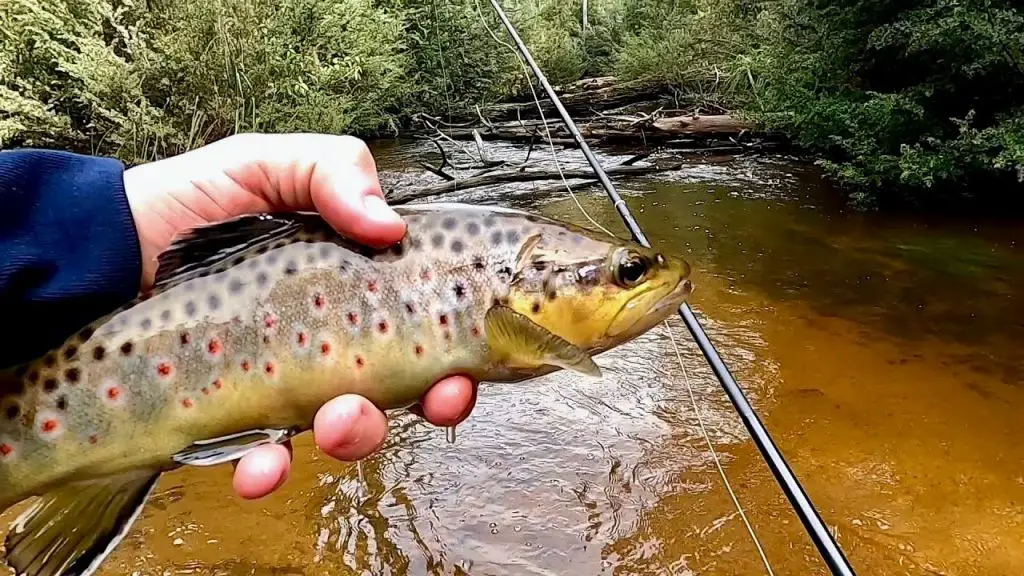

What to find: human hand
left=122, top=133, right=478, bottom=499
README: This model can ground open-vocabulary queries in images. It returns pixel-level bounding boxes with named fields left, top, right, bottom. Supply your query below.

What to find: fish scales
left=0, top=202, right=693, bottom=576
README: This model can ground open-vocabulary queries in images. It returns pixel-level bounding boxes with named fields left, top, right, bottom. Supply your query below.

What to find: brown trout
left=0, top=202, right=692, bottom=576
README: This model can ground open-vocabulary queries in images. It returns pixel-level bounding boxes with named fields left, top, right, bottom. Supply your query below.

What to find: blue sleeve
left=0, top=149, right=142, bottom=367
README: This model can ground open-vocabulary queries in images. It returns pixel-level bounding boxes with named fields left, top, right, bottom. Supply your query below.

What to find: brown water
left=7, top=141, right=1024, bottom=575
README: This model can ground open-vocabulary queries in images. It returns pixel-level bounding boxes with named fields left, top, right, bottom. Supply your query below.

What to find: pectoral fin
left=4, top=468, right=161, bottom=576
left=485, top=305, right=602, bottom=377
left=172, top=427, right=299, bottom=467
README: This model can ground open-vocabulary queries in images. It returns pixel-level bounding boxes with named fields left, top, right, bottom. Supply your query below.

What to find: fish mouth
left=648, top=276, right=694, bottom=317
left=605, top=275, right=693, bottom=341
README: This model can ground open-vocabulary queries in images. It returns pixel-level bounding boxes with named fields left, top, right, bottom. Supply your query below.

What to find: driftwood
left=435, top=114, right=753, bottom=144
left=389, top=162, right=682, bottom=205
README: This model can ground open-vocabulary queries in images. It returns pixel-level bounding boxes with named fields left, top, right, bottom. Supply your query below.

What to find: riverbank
left=2, top=0, right=1020, bottom=211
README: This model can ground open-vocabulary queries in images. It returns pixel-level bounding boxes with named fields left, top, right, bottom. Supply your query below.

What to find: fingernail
left=362, top=194, right=402, bottom=225
left=336, top=397, right=364, bottom=447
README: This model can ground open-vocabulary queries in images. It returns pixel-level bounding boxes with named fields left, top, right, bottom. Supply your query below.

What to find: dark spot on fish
left=120, top=341, right=134, bottom=356
left=466, top=221, right=480, bottom=236
left=256, top=271, right=269, bottom=287
left=391, top=242, right=405, bottom=257
left=442, top=217, right=457, bottom=231
left=264, top=362, right=276, bottom=376
left=355, top=355, right=365, bottom=368
left=305, top=252, right=316, bottom=264
left=43, top=378, right=58, bottom=393
left=439, top=314, right=449, bottom=326
left=405, top=303, right=415, bottom=315
left=92, top=346, right=106, bottom=361
left=490, top=230, right=503, bottom=247
left=546, top=290, right=558, bottom=301
left=483, top=215, right=496, bottom=228
left=319, top=244, right=332, bottom=260
left=160, top=309, right=172, bottom=322
left=185, top=301, right=197, bottom=317
left=284, top=260, right=298, bottom=275
left=497, top=266, right=513, bottom=281
left=207, top=294, right=221, bottom=311
left=267, top=252, right=280, bottom=266
left=431, top=233, right=445, bottom=249
left=472, top=256, right=486, bottom=270
left=56, top=396, right=67, bottom=411
left=415, top=344, right=424, bottom=356
left=256, top=245, right=270, bottom=254
left=377, top=320, right=389, bottom=334
left=62, top=346, right=77, bottom=361
left=78, top=326, right=94, bottom=341
left=5, top=404, right=19, bottom=420
left=451, top=239, right=464, bottom=254
left=228, top=278, right=244, bottom=293
left=64, top=367, right=80, bottom=383
left=347, top=312, right=359, bottom=325
left=42, top=354, right=56, bottom=368
left=454, top=282, right=466, bottom=299
left=506, top=230, right=521, bottom=244
left=26, top=371, right=38, bottom=384
left=531, top=301, right=541, bottom=314
left=471, top=325, right=481, bottom=337
left=140, top=318, right=152, bottom=330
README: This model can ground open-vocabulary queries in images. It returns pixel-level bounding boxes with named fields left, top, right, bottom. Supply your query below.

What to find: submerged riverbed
left=13, top=140, right=1023, bottom=575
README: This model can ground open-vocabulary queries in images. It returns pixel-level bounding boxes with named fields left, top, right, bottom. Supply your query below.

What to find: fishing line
left=471, top=0, right=616, bottom=238
left=664, top=319, right=775, bottom=575
left=472, top=2, right=773, bottom=571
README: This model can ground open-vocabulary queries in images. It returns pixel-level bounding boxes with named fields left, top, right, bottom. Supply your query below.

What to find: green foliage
left=747, top=0, right=1024, bottom=207
left=1, top=0, right=1022, bottom=209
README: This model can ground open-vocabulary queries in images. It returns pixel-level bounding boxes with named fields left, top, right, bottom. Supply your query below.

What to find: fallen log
left=479, top=77, right=667, bottom=121
left=388, top=162, right=682, bottom=205
left=429, top=113, right=754, bottom=144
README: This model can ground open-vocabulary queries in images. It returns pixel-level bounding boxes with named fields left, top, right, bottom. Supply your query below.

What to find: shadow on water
left=20, top=137, right=1017, bottom=576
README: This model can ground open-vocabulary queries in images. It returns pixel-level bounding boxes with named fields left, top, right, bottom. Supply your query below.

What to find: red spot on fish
left=201, top=387, right=210, bottom=395
left=471, top=325, right=481, bottom=337
left=320, top=341, right=331, bottom=355
left=213, top=379, right=223, bottom=390
left=377, top=320, right=388, bottom=334
left=41, top=419, right=58, bottom=433
left=264, top=312, right=278, bottom=330
left=355, top=355, right=365, bottom=368
left=420, top=269, right=432, bottom=282
left=367, top=280, right=378, bottom=293
left=414, top=344, right=424, bottom=356
left=88, top=435, right=98, bottom=445
left=182, top=398, right=193, bottom=409
left=0, top=443, right=12, bottom=456
left=296, top=332, right=309, bottom=347
left=347, top=312, right=359, bottom=325
left=157, top=362, right=173, bottom=378
left=241, top=360, right=252, bottom=372
left=207, top=337, right=223, bottom=356
left=107, top=386, right=121, bottom=401
left=313, top=292, right=326, bottom=309
left=180, top=332, right=191, bottom=346
left=439, top=314, right=449, bottom=326
left=264, top=362, right=276, bottom=376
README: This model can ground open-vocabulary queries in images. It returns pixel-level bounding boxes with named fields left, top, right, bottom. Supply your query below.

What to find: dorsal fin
left=152, top=213, right=318, bottom=290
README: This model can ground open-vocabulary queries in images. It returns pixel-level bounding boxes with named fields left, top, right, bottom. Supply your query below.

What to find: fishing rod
left=485, top=2, right=856, bottom=575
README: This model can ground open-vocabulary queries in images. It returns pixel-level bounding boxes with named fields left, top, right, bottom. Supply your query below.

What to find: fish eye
left=613, top=250, right=650, bottom=288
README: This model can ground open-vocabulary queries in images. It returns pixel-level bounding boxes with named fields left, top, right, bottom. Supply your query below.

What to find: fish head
left=502, top=220, right=693, bottom=357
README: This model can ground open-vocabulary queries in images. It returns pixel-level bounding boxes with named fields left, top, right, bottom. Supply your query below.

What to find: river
left=16, top=139, right=1024, bottom=575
